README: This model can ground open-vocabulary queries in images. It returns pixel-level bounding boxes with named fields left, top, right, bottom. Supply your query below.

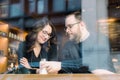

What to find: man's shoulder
left=64, top=41, right=76, bottom=46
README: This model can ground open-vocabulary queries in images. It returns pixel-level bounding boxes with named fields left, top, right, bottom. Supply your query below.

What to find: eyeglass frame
left=64, top=22, right=80, bottom=31
left=41, top=30, right=53, bottom=38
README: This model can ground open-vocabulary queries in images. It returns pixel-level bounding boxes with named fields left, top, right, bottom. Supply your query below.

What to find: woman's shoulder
left=19, top=41, right=26, bottom=46
left=18, top=41, right=27, bottom=54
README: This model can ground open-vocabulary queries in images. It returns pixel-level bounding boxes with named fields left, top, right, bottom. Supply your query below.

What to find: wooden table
left=0, top=74, right=120, bottom=80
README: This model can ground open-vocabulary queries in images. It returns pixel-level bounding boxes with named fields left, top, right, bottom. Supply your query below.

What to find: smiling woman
left=16, top=17, right=58, bottom=74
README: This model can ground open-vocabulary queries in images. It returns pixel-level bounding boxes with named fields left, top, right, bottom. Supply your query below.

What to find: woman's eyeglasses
left=42, top=30, right=52, bottom=38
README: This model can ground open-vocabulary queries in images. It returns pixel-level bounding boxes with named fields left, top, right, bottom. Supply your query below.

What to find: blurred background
left=0, top=0, right=120, bottom=73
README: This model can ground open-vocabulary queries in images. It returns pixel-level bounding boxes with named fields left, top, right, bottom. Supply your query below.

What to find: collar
left=80, top=29, right=90, bottom=42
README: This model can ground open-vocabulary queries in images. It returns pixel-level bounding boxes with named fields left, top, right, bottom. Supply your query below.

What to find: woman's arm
left=20, top=57, right=31, bottom=69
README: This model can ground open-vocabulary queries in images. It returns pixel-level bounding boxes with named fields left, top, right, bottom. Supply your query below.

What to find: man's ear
left=80, top=21, right=86, bottom=27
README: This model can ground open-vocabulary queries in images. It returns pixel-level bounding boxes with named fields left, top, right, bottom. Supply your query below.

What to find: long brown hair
left=25, top=17, right=57, bottom=52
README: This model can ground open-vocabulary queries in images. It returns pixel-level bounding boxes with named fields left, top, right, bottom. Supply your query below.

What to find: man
left=41, top=10, right=115, bottom=74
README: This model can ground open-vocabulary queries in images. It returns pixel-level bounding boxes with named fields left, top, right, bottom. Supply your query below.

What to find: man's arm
left=41, top=58, right=90, bottom=73
left=92, top=69, right=115, bottom=74
left=60, top=59, right=89, bottom=73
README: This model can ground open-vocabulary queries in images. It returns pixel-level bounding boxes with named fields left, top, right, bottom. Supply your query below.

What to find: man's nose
left=66, top=28, right=70, bottom=33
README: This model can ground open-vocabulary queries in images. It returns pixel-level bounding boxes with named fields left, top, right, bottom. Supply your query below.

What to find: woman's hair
left=25, top=17, right=57, bottom=52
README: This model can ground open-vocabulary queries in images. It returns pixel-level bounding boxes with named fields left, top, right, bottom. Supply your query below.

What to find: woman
left=18, top=17, right=57, bottom=74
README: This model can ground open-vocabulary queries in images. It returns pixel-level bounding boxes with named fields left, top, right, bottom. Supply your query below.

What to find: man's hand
left=41, top=61, right=61, bottom=73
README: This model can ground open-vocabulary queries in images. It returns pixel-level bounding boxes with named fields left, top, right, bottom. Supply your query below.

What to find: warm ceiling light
left=107, top=18, right=116, bottom=22
left=116, top=6, right=120, bottom=9
left=98, top=18, right=116, bottom=23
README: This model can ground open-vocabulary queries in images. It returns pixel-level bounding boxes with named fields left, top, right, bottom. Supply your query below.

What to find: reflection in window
left=37, top=0, right=44, bottom=14
left=0, top=5, right=8, bottom=17
left=10, top=3, right=21, bottom=17
left=37, top=0, right=48, bottom=14
left=0, top=0, right=9, bottom=17
left=0, top=0, right=8, bottom=3
left=53, top=0, right=65, bottom=12
left=10, top=0, right=19, bottom=4
left=68, top=0, right=81, bottom=11
left=29, top=0, right=35, bottom=14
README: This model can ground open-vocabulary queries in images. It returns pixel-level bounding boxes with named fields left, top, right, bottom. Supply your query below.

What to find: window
left=9, top=0, right=21, bottom=17
left=28, top=0, right=48, bottom=14
left=10, top=0, right=19, bottom=4
left=0, top=0, right=9, bottom=17
left=10, top=3, right=21, bottom=17
left=37, top=0, right=48, bottom=14
left=29, top=0, right=36, bottom=14
left=0, top=0, right=8, bottom=3
left=53, top=0, right=65, bottom=12
left=68, top=0, right=81, bottom=11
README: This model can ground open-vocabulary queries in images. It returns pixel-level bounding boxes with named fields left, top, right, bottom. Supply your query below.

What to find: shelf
left=0, top=31, right=8, bottom=38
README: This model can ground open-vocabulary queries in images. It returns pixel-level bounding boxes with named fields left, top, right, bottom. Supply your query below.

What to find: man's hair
left=66, top=10, right=82, bottom=21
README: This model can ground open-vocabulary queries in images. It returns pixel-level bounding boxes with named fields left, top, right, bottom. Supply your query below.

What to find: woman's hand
left=20, top=57, right=31, bottom=69
left=41, top=61, right=61, bottom=74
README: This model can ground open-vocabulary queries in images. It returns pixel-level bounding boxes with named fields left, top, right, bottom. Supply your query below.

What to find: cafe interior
left=0, top=0, right=120, bottom=76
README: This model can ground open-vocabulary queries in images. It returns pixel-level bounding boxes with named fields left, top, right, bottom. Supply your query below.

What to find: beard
left=68, top=33, right=81, bottom=43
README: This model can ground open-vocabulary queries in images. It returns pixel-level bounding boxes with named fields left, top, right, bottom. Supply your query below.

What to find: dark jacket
left=58, top=36, right=115, bottom=73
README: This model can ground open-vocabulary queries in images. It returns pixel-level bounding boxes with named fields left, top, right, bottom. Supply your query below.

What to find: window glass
left=68, top=0, right=81, bottom=11
left=53, top=0, right=65, bottom=12
left=29, top=0, right=35, bottom=13
left=10, top=3, right=21, bottom=17
left=10, top=0, right=20, bottom=4
left=37, top=0, right=48, bottom=14
left=0, top=0, right=8, bottom=3
left=0, top=0, right=9, bottom=17
left=0, top=5, right=8, bottom=17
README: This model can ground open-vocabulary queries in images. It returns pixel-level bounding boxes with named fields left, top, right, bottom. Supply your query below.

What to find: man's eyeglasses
left=42, top=30, right=52, bottom=38
left=64, top=22, right=80, bottom=31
